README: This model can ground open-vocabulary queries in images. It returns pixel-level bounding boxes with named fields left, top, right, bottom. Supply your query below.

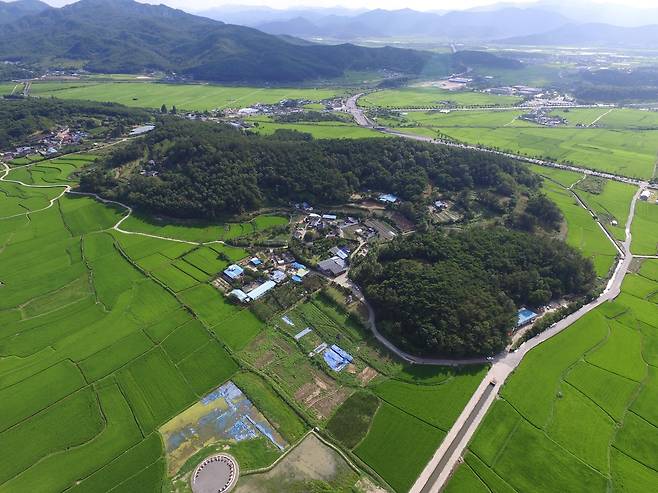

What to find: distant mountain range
left=199, top=3, right=658, bottom=48
left=0, top=0, right=523, bottom=83
left=251, top=7, right=570, bottom=41
left=529, top=1, right=658, bottom=28
left=501, top=23, right=658, bottom=48
left=0, top=0, right=50, bottom=24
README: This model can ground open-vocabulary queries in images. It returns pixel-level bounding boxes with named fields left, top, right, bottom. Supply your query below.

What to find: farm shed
left=247, top=280, right=276, bottom=300
left=229, top=289, right=250, bottom=303
left=224, top=264, right=244, bottom=280
left=517, top=308, right=538, bottom=328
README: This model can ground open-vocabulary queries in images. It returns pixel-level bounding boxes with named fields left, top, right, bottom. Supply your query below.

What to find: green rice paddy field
left=352, top=365, right=488, bottom=492
left=30, top=81, right=346, bottom=111
left=0, top=157, right=310, bottom=491
left=359, top=88, right=522, bottom=108
left=447, top=260, right=658, bottom=492
left=382, top=107, right=658, bottom=180
left=0, top=150, right=495, bottom=493
left=0, top=83, right=19, bottom=95
left=120, top=212, right=289, bottom=243
left=529, top=166, right=619, bottom=277
left=7, top=154, right=99, bottom=185
left=632, top=200, right=658, bottom=255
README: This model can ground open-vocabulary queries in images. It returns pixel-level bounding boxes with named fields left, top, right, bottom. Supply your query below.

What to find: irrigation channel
left=346, top=93, right=653, bottom=492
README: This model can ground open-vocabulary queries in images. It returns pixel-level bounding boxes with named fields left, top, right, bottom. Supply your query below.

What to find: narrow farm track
left=0, top=161, right=223, bottom=247
left=346, top=94, right=653, bottom=492
left=588, top=108, right=614, bottom=127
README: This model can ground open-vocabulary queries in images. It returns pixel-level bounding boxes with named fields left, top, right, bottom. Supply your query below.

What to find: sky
left=36, top=0, right=658, bottom=11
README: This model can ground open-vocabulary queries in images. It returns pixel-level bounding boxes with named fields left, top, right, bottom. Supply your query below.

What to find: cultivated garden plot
left=237, top=288, right=491, bottom=492
left=446, top=260, right=658, bottom=493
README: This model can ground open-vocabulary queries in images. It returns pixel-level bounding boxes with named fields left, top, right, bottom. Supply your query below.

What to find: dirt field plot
left=160, top=380, right=287, bottom=479
left=234, top=433, right=359, bottom=493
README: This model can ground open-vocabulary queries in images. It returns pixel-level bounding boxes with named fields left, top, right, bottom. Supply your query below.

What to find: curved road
left=1, top=161, right=228, bottom=249
left=345, top=93, right=652, bottom=492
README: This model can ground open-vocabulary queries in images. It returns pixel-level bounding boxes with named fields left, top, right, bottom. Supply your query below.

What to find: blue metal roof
left=224, top=264, right=244, bottom=279
left=517, top=308, right=538, bottom=327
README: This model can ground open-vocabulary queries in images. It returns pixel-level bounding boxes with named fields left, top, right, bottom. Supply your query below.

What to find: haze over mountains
left=0, top=0, right=49, bottom=24
left=252, top=8, right=569, bottom=42
left=198, top=1, right=658, bottom=47
left=0, top=0, right=526, bottom=82
left=502, top=23, right=658, bottom=48
left=2, top=0, right=658, bottom=83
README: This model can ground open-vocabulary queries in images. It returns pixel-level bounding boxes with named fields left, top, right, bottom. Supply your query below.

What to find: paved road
left=409, top=186, right=643, bottom=493
left=371, top=103, right=617, bottom=113
left=345, top=98, right=650, bottom=188
left=345, top=94, right=651, bottom=492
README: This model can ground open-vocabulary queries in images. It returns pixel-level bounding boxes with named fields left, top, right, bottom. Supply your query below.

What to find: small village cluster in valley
left=0, top=126, right=87, bottom=161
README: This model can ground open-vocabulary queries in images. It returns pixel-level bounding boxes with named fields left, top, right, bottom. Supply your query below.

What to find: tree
left=160, top=104, right=167, bottom=114
left=170, top=105, right=177, bottom=114
left=352, top=227, right=596, bottom=357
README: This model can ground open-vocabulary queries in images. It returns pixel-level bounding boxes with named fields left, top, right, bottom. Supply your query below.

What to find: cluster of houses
left=486, top=85, right=544, bottom=97
left=293, top=208, right=361, bottom=239
left=139, top=159, right=159, bottom=177
left=227, top=98, right=323, bottom=118
left=520, top=109, right=567, bottom=127
left=225, top=254, right=310, bottom=304
left=317, top=246, right=350, bottom=277
left=1, top=126, right=87, bottom=160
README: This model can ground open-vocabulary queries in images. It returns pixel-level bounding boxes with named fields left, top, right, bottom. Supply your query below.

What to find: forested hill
left=0, top=98, right=150, bottom=149
left=351, top=228, right=596, bottom=357
left=0, top=0, right=439, bottom=82
left=80, top=117, right=540, bottom=219
left=0, top=0, right=50, bottom=25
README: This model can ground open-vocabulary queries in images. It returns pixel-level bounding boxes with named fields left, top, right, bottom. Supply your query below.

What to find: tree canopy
left=82, top=118, right=540, bottom=219
left=0, top=98, right=149, bottom=149
left=351, top=227, right=596, bottom=357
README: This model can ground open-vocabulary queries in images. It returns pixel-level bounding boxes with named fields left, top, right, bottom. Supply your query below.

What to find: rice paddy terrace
left=2, top=84, right=658, bottom=492
left=0, top=148, right=494, bottom=493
